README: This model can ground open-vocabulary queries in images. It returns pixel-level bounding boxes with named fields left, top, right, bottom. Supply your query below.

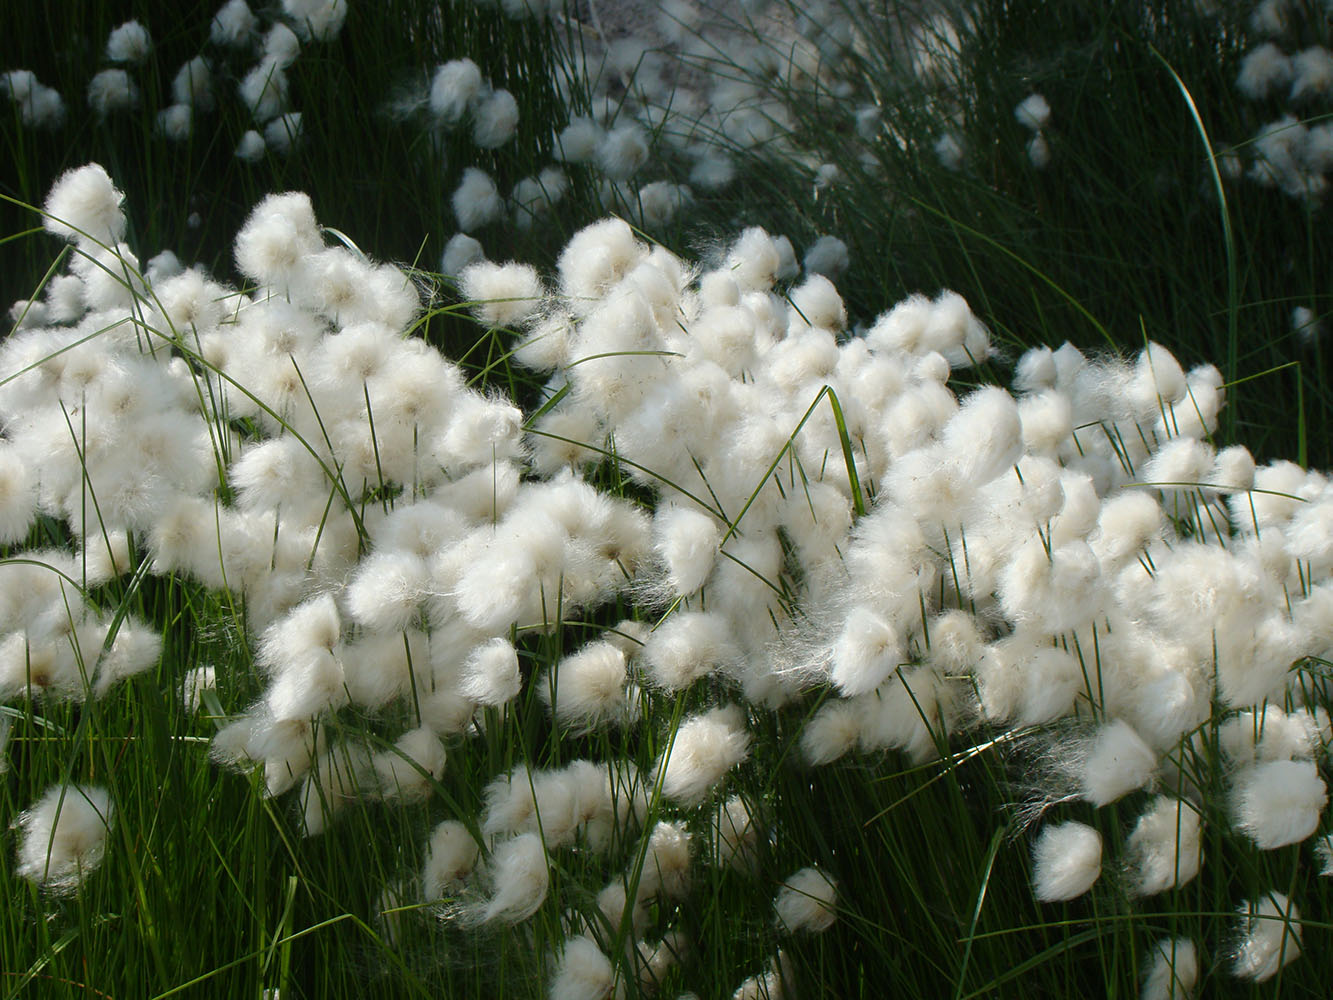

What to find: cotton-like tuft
left=43, top=164, right=126, bottom=246
left=1141, top=937, right=1199, bottom=1000
left=430, top=59, right=483, bottom=121
left=234, top=191, right=322, bottom=287
left=642, top=611, right=737, bottom=691
left=556, top=116, right=603, bottom=163
left=422, top=820, right=479, bottom=898
left=652, top=505, right=721, bottom=596
left=1014, top=93, right=1051, bottom=131
left=16, top=785, right=114, bottom=892
left=1237, top=42, right=1292, bottom=100
left=238, top=58, right=288, bottom=122
left=1233, top=892, right=1302, bottom=982
left=774, top=866, right=837, bottom=933
left=236, top=130, right=266, bottom=162
left=472, top=88, right=520, bottom=148
left=460, top=261, right=544, bottom=328
left=1126, top=797, right=1202, bottom=895
left=1031, top=821, right=1101, bottom=902
left=596, top=123, right=650, bottom=180
left=803, top=235, right=849, bottom=278
left=210, top=0, right=257, bottom=46
left=452, top=168, right=504, bottom=233
left=1080, top=719, right=1157, bottom=806
left=482, top=833, right=549, bottom=923
left=1230, top=759, right=1327, bottom=849
left=442, top=232, right=485, bottom=276
left=829, top=606, right=902, bottom=696
left=106, top=21, right=152, bottom=64
left=283, top=0, right=349, bottom=42
left=655, top=704, right=750, bottom=807
left=549, top=936, right=618, bottom=1000
left=460, top=637, right=522, bottom=706
left=540, top=640, right=631, bottom=731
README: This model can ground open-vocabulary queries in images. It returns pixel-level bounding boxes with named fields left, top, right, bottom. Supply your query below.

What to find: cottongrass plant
left=6, top=154, right=1333, bottom=997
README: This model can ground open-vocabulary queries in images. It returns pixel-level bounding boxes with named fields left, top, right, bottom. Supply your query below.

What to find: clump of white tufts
left=652, top=506, right=721, bottom=597
left=481, top=833, right=549, bottom=923
left=1014, top=93, right=1051, bottom=131
left=829, top=606, right=904, bottom=696
left=1230, top=759, right=1327, bottom=849
left=16, top=785, right=114, bottom=892
left=452, top=168, right=504, bottom=233
left=540, top=640, right=631, bottom=732
left=106, top=21, right=152, bottom=64
left=655, top=705, right=750, bottom=807
left=234, top=191, right=322, bottom=288
left=442, top=233, right=485, bottom=277
left=549, top=936, right=619, bottom=1000
left=460, top=637, right=522, bottom=706
left=422, top=820, right=480, bottom=899
left=1079, top=719, right=1157, bottom=806
left=1126, top=797, right=1202, bottom=895
left=641, top=611, right=738, bottom=691
left=1141, top=937, right=1199, bottom=1000
left=211, top=0, right=257, bottom=46
left=1232, top=892, right=1302, bottom=982
left=774, top=866, right=837, bottom=933
left=596, top=123, right=650, bottom=180
left=472, top=88, right=519, bottom=148
left=803, top=236, right=849, bottom=278
left=430, top=59, right=483, bottom=122
left=1031, top=821, right=1102, bottom=902
left=460, top=261, right=544, bottom=328
left=43, top=164, right=126, bottom=245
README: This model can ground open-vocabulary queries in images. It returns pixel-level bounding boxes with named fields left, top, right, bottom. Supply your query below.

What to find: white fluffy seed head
left=1230, top=759, right=1327, bottom=849
left=1232, top=892, right=1302, bottom=982
left=460, top=637, right=522, bottom=706
left=459, top=260, right=544, bottom=328
left=550, top=936, right=618, bottom=1000
left=642, top=611, right=738, bottom=691
left=1141, top=938, right=1199, bottom=1000
left=1080, top=719, right=1157, bottom=806
left=481, top=833, right=549, bottom=923
left=655, top=704, right=750, bottom=808
left=774, top=867, right=837, bottom=933
left=234, top=191, right=322, bottom=288
left=1014, top=92, right=1051, bottom=131
left=829, top=606, right=903, bottom=697
left=16, top=784, right=114, bottom=892
left=472, top=89, right=519, bottom=148
left=540, top=640, right=630, bottom=732
left=1126, top=797, right=1202, bottom=896
left=106, top=20, right=152, bottom=64
left=43, top=164, right=127, bottom=245
left=422, top=820, right=480, bottom=898
left=430, top=59, right=483, bottom=122
left=1031, top=821, right=1102, bottom=902
left=452, top=168, right=504, bottom=233
left=652, top=505, right=721, bottom=597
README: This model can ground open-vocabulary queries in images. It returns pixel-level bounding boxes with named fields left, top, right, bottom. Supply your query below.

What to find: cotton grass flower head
left=1031, top=820, right=1102, bottom=902
left=1230, top=758, right=1327, bottom=849
left=774, top=866, right=837, bottom=933
left=16, top=784, right=114, bottom=893
left=550, top=936, right=621, bottom=1000
left=654, top=704, right=750, bottom=808
left=43, top=164, right=126, bottom=246
left=1232, top=891, right=1302, bottom=982
left=480, top=832, right=549, bottom=923
left=452, top=168, right=504, bottom=232
left=472, top=88, right=520, bottom=148
left=460, top=261, right=544, bottom=328
left=1141, top=937, right=1199, bottom=1000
